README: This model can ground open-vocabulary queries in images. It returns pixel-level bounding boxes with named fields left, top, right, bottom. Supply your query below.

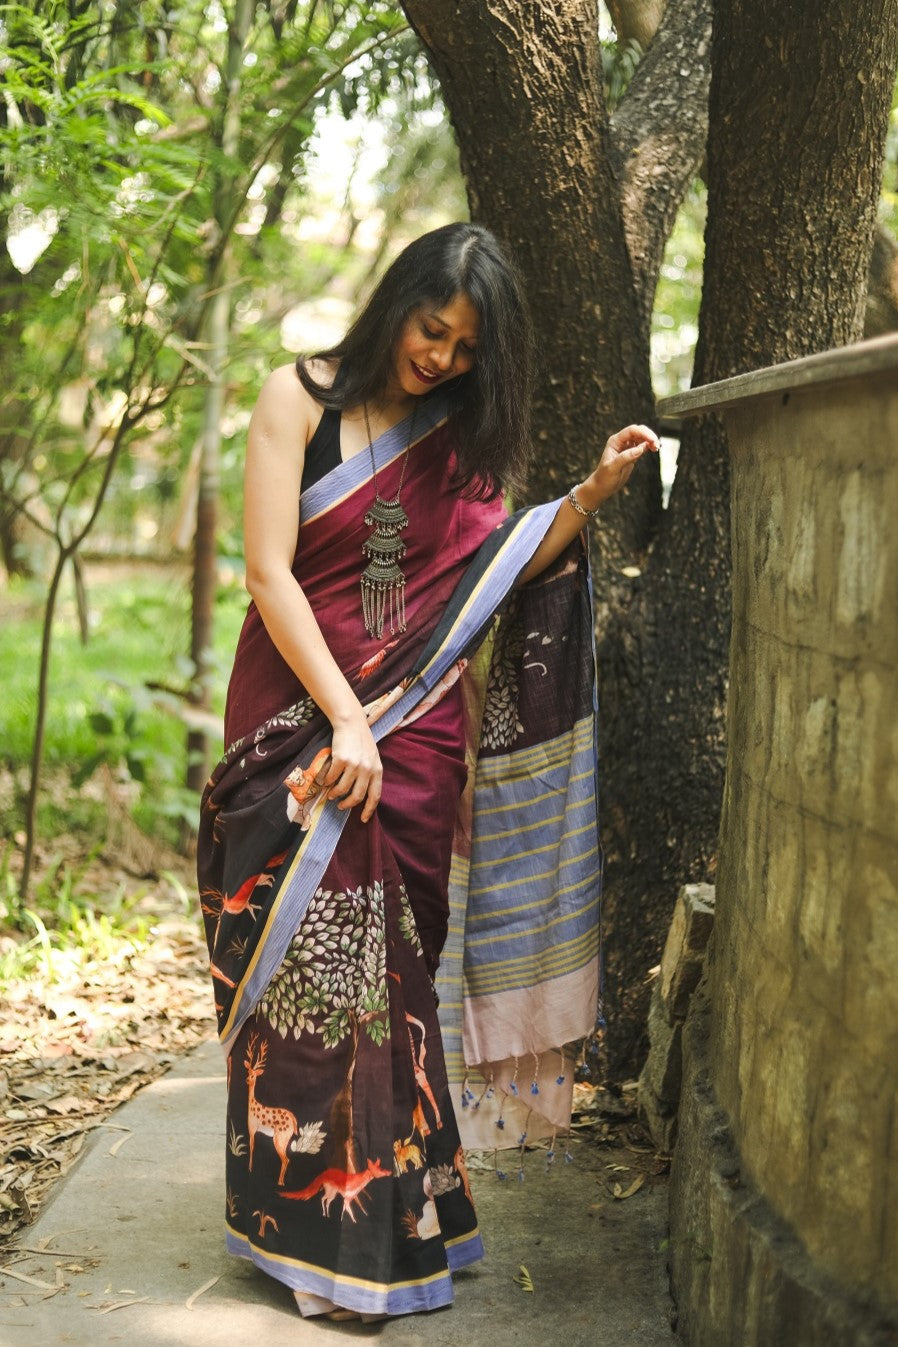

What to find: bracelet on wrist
left=566, top=484, right=601, bottom=520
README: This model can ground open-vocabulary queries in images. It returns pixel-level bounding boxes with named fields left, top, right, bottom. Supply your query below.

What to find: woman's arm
left=242, top=365, right=382, bottom=822
left=516, top=423, right=660, bottom=586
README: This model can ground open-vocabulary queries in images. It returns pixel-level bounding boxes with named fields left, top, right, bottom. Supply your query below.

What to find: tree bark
left=864, top=223, right=898, bottom=336
left=608, top=0, right=712, bottom=330
left=607, top=0, right=667, bottom=48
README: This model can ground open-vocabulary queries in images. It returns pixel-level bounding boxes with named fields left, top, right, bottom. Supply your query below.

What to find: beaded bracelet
left=566, top=485, right=601, bottom=520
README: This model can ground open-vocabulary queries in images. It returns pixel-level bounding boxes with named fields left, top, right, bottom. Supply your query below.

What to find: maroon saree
left=197, top=398, right=602, bottom=1316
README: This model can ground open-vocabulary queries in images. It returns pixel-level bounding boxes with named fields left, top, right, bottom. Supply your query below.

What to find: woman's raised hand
left=324, top=712, right=383, bottom=823
left=580, top=423, right=661, bottom=507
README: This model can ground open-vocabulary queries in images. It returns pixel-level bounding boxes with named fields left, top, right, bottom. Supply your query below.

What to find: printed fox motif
left=282, top=1157, right=390, bottom=1222
left=357, top=639, right=398, bottom=680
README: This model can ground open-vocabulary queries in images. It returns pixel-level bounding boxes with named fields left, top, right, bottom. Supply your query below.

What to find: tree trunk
left=403, top=0, right=898, bottom=1080
left=328, top=1015, right=360, bottom=1174
left=608, top=0, right=712, bottom=330
left=186, top=0, right=254, bottom=796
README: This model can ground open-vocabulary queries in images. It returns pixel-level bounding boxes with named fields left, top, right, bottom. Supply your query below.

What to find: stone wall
left=658, top=337, right=898, bottom=1344
left=638, top=883, right=715, bottom=1152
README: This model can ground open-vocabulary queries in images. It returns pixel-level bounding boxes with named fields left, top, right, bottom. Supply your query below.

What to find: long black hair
left=296, top=222, right=533, bottom=499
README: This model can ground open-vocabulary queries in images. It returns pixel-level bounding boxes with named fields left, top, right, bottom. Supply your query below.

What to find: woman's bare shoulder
left=256, top=361, right=310, bottom=408
left=252, top=362, right=323, bottom=443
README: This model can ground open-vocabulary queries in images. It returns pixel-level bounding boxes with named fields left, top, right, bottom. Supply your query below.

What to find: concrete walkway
left=0, top=1041, right=674, bottom=1347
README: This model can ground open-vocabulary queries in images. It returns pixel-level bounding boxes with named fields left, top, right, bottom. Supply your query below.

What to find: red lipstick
left=410, top=360, right=442, bottom=385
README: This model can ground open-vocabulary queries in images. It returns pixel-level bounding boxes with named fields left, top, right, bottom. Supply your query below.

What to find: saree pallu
left=197, top=397, right=602, bottom=1316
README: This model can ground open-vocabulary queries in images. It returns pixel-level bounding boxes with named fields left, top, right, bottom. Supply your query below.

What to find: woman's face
left=389, top=292, right=480, bottom=400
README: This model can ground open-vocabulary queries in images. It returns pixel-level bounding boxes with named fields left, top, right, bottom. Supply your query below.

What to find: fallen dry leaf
left=0, top=1264, right=56, bottom=1290
left=43, top=1095, right=85, bottom=1116
left=512, top=1264, right=534, bottom=1293
left=108, top=1131, right=132, bottom=1158
left=94, top=1294, right=150, bottom=1314
left=612, top=1174, right=646, bottom=1200
left=185, top=1274, right=220, bottom=1309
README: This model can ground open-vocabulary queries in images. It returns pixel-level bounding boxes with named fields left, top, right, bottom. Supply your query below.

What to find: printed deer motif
left=245, top=1032, right=298, bottom=1186
left=209, top=960, right=236, bottom=988
left=411, top=1096, right=429, bottom=1138
left=406, top=1012, right=443, bottom=1132
left=253, top=1210, right=279, bottom=1238
left=282, top=1157, right=390, bottom=1221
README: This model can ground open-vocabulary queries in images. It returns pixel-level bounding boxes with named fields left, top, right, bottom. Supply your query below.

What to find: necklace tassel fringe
left=361, top=569, right=407, bottom=641
left=360, top=405, right=416, bottom=640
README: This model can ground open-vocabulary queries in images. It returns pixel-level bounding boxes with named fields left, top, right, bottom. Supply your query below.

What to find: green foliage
left=0, top=845, right=153, bottom=986
left=601, top=35, right=644, bottom=110
left=0, top=0, right=422, bottom=559
left=651, top=180, right=707, bottom=398
left=259, top=881, right=389, bottom=1046
left=1, top=1, right=435, bottom=886
left=0, top=0, right=442, bottom=569
left=0, top=568, right=246, bottom=843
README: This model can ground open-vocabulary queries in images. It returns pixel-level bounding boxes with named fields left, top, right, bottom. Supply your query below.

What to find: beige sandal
left=294, top=1290, right=386, bottom=1323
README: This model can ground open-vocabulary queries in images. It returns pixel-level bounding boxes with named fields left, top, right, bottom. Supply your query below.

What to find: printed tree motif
left=260, top=883, right=388, bottom=1044
left=259, top=880, right=418, bottom=1172
left=398, top=901, right=423, bottom=955
left=225, top=695, right=317, bottom=758
left=481, top=606, right=525, bottom=751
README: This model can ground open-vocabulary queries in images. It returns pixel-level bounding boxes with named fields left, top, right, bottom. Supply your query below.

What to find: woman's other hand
left=577, top=423, right=661, bottom=510
left=325, top=712, right=383, bottom=823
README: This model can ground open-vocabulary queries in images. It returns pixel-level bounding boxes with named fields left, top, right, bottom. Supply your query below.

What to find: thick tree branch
left=606, top=0, right=666, bottom=47
left=610, top=0, right=712, bottom=328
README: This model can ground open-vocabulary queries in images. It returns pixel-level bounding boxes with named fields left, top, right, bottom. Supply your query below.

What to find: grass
left=0, top=846, right=156, bottom=986
left=0, top=558, right=244, bottom=977
left=0, top=560, right=248, bottom=847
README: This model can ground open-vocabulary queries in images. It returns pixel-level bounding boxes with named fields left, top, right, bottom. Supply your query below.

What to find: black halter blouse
left=300, top=408, right=342, bottom=495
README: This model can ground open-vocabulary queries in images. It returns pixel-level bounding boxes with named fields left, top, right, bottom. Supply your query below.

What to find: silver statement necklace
left=360, top=403, right=418, bottom=640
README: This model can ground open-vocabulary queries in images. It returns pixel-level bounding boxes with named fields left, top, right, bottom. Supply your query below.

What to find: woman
left=198, top=222, right=658, bottom=1321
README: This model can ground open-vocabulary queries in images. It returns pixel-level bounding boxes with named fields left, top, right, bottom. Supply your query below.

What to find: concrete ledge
left=669, top=987, right=898, bottom=1347
left=656, top=332, right=898, bottom=417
